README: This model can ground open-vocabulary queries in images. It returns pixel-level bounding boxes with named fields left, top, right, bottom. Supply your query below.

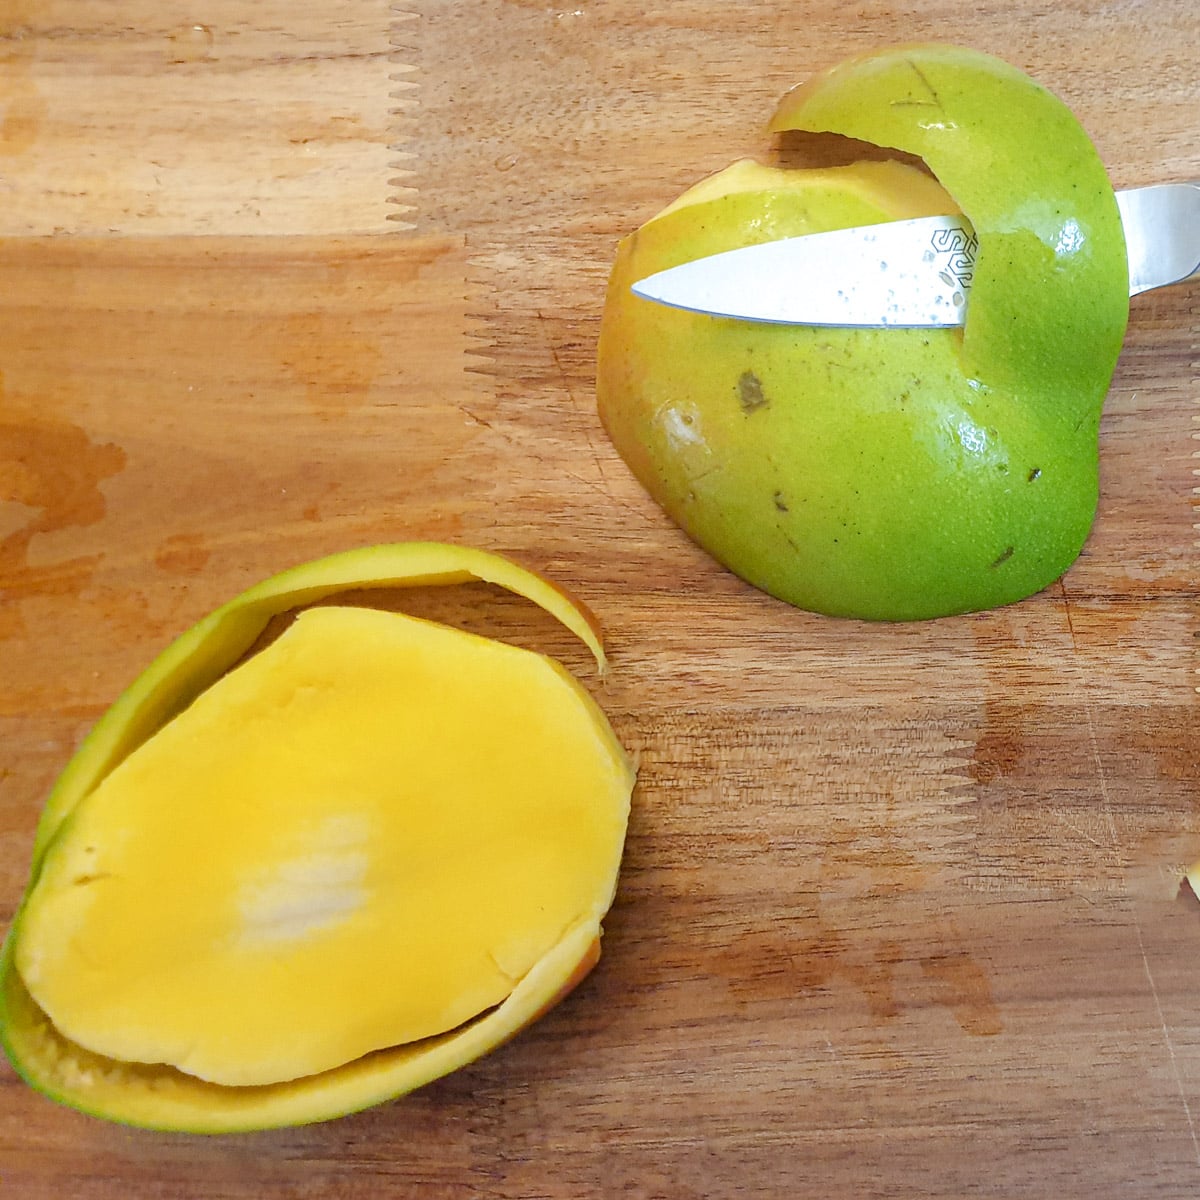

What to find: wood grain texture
left=2, top=1, right=1199, bottom=1196
left=0, top=0, right=400, bottom=234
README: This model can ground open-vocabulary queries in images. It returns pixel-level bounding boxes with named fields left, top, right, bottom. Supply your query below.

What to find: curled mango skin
left=598, top=44, right=1129, bottom=620
left=0, top=543, right=633, bottom=1132
left=769, top=43, right=1129, bottom=401
left=27, top=541, right=610, bottom=862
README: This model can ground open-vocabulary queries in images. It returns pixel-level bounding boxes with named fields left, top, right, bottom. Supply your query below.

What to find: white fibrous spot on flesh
left=236, top=813, right=371, bottom=947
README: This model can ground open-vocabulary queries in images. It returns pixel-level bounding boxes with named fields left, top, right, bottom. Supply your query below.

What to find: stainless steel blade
left=630, top=182, right=1200, bottom=327
left=1119, top=182, right=1200, bottom=296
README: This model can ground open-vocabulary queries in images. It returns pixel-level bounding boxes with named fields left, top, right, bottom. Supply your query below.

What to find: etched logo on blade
left=931, top=226, right=978, bottom=289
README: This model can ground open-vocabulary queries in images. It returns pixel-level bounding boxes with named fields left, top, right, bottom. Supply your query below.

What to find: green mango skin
left=597, top=44, right=1129, bottom=621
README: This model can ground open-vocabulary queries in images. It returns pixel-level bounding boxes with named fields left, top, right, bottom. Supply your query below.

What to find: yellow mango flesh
left=15, top=604, right=632, bottom=1089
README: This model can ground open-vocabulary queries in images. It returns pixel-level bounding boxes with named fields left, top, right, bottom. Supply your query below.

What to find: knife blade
left=630, top=182, right=1200, bottom=327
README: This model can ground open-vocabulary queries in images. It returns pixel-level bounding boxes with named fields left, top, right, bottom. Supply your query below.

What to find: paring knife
left=630, top=182, right=1200, bottom=327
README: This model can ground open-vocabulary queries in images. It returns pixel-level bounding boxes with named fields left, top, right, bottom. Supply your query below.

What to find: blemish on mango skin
left=737, top=370, right=769, bottom=414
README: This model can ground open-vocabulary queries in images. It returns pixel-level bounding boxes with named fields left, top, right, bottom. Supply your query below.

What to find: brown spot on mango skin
left=737, top=370, right=769, bottom=414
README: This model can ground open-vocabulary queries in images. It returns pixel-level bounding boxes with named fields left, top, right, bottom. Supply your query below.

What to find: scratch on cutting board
left=1083, top=696, right=1120, bottom=850
left=1058, top=576, right=1082, bottom=656
left=535, top=308, right=647, bottom=519
left=1133, top=918, right=1200, bottom=1166
left=1049, top=810, right=1109, bottom=852
left=1056, top=581, right=1122, bottom=847
left=1088, top=701, right=1200, bottom=1164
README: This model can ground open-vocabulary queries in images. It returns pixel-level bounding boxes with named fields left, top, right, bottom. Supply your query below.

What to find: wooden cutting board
left=2, top=2, right=1198, bottom=1195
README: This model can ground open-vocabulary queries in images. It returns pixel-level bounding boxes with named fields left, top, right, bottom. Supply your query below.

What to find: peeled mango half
left=598, top=44, right=1130, bottom=620
left=0, top=543, right=635, bottom=1132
